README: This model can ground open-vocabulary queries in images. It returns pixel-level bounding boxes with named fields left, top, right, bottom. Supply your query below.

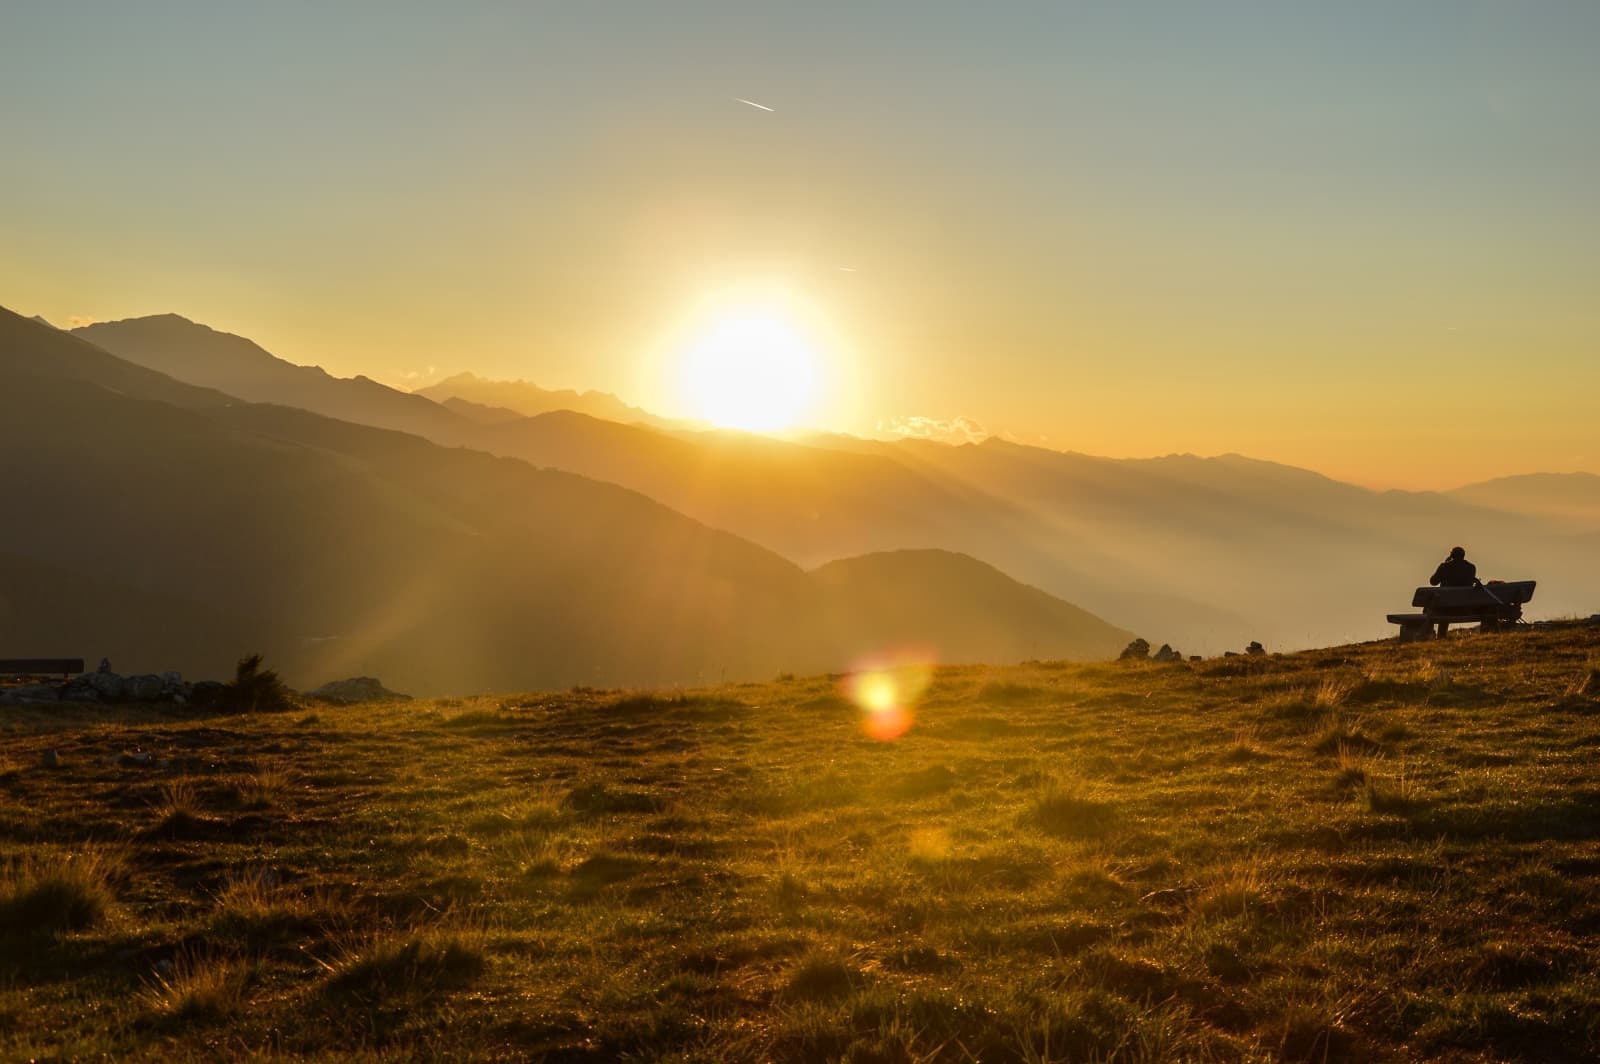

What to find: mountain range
left=75, top=313, right=1600, bottom=656
left=2, top=307, right=1135, bottom=693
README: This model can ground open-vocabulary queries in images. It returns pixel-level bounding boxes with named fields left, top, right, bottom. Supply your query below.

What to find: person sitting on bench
left=1431, top=546, right=1477, bottom=589
left=1429, top=546, right=1478, bottom=636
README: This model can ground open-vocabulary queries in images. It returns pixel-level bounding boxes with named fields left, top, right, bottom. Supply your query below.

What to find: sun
left=677, top=311, right=821, bottom=432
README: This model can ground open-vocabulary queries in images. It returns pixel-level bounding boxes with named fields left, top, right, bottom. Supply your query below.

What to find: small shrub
left=225, top=655, right=295, bottom=713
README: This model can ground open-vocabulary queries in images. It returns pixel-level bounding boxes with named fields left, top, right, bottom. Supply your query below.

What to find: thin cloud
left=733, top=97, right=775, bottom=112
left=878, top=415, right=990, bottom=446
left=67, top=315, right=98, bottom=328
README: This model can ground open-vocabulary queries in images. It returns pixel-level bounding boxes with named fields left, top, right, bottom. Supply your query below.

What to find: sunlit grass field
left=5, top=626, right=1600, bottom=1061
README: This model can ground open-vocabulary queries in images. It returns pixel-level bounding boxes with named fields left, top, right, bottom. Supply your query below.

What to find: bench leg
left=1436, top=622, right=1450, bottom=638
left=1398, top=621, right=1430, bottom=643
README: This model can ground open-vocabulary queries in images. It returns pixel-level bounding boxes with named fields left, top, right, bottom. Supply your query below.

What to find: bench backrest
left=1411, top=581, right=1536, bottom=609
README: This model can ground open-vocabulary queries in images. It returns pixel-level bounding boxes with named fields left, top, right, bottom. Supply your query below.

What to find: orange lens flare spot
left=842, top=652, right=935, bottom=741
left=863, top=704, right=913, bottom=741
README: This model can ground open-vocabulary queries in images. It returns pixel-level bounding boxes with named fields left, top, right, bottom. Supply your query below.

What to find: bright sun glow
left=678, top=312, right=821, bottom=431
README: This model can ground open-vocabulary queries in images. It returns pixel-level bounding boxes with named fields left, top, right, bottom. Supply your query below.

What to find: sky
left=3, top=1, right=1597, bottom=489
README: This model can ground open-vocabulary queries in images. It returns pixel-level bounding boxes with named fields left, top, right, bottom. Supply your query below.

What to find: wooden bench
left=1387, top=581, right=1535, bottom=642
left=0, top=658, right=86, bottom=679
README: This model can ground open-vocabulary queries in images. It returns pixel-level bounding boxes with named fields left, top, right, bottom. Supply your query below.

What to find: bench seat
left=1388, top=580, right=1535, bottom=641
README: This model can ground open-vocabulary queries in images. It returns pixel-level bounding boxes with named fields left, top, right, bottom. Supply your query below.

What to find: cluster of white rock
left=0, top=663, right=222, bottom=706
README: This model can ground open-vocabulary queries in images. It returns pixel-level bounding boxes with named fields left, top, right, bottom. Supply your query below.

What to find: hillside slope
left=7, top=624, right=1600, bottom=1060
left=811, top=549, right=1134, bottom=663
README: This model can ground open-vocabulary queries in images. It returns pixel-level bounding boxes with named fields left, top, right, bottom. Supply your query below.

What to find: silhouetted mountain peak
left=72, top=312, right=469, bottom=441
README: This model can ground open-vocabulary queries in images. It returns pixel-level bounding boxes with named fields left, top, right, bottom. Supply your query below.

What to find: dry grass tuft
left=321, top=927, right=487, bottom=1002
left=784, top=953, right=860, bottom=1000
left=1363, top=760, right=1422, bottom=815
left=210, top=871, right=348, bottom=952
left=0, top=849, right=122, bottom=940
left=1195, top=862, right=1269, bottom=919
left=140, top=949, right=247, bottom=1020
left=1024, top=786, right=1114, bottom=838
left=1314, top=676, right=1355, bottom=709
left=225, top=764, right=292, bottom=809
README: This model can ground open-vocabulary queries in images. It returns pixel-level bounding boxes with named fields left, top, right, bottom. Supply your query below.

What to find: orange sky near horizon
left=3, top=3, right=1597, bottom=492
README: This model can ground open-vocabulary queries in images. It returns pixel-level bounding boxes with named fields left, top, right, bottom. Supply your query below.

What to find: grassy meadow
left=4, top=625, right=1600, bottom=1061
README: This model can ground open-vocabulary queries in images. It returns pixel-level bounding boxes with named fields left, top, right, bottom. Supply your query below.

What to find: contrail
left=733, top=97, right=775, bottom=112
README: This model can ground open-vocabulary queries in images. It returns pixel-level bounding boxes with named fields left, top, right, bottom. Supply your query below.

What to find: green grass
left=3, top=625, right=1600, bottom=1059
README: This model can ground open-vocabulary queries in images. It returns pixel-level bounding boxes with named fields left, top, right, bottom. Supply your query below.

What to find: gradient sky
left=3, top=1, right=1597, bottom=489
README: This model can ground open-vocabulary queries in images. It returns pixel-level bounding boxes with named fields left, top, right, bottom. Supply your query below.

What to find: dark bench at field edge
left=0, top=658, right=86, bottom=679
left=1387, top=581, right=1535, bottom=642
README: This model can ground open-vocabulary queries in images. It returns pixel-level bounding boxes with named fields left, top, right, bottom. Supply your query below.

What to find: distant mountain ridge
left=1448, top=473, right=1600, bottom=531
left=419, top=371, right=678, bottom=429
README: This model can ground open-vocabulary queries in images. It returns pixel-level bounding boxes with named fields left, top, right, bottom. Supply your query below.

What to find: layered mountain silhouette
left=51, top=310, right=1600, bottom=656
left=75, top=315, right=475, bottom=445
left=5, top=307, right=1132, bottom=692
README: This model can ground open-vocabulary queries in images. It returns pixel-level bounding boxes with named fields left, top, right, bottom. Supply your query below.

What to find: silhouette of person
left=1429, top=546, right=1478, bottom=637
left=1430, top=546, right=1477, bottom=588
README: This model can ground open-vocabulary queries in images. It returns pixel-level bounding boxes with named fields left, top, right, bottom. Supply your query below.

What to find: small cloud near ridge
left=877, top=415, right=990, bottom=445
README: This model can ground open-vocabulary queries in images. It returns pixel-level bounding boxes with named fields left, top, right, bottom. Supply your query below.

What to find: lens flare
left=842, top=652, right=935, bottom=741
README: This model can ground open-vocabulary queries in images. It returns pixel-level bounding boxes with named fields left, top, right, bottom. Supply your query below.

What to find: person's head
left=1449, top=546, right=1466, bottom=560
